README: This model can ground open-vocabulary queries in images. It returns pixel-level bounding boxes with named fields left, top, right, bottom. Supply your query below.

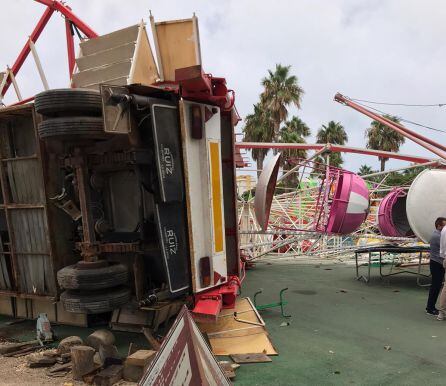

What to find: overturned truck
left=0, top=17, right=241, bottom=327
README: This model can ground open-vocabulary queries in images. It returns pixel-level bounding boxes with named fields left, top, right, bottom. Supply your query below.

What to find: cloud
left=2, top=0, right=446, bottom=173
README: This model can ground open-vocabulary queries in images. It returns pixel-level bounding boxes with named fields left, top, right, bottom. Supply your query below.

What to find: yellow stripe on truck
left=209, top=141, right=224, bottom=253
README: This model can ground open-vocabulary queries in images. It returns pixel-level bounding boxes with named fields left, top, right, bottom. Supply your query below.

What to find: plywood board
left=199, top=298, right=263, bottom=335
left=32, top=299, right=56, bottom=321
left=152, top=17, right=201, bottom=81
left=56, top=302, right=88, bottom=327
left=230, top=353, right=272, bottom=364
left=209, top=330, right=277, bottom=356
left=0, top=296, right=13, bottom=316
left=197, top=298, right=278, bottom=356
left=130, top=24, right=159, bottom=85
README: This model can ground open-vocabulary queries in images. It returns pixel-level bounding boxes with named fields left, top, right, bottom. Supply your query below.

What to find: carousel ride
left=236, top=95, right=446, bottom=262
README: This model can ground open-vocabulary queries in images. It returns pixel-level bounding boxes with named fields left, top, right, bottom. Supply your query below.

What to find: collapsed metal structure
left=236, top=94, right=446, bottom=262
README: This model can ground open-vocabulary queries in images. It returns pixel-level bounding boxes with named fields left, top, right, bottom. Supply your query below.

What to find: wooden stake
left=71, top=345, right=95, bottom=381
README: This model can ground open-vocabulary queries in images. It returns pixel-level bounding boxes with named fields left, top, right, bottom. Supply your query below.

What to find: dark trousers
left=427, top=260, right=445, bottom=311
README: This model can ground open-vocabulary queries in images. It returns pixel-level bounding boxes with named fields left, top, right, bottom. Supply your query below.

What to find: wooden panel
left=129, top=25, right=159, bottom=85
left=0, top=296, right=13, bottom=316
left=15, top=298, right=32, bottom=318
left=207, top=330, right=277, bottom=356
left=56, top=302, right=87, bottom=327
left=197, top=298, right=278, bottom=356
left=153, top=18, right=200, bottom=81
left=31, top=299, right=56, bottom=321
left=230, top=353, right=272, bottom=364
left=199, top=298, right=262, bottom=335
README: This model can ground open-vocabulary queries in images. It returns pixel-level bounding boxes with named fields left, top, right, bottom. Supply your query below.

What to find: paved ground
left=0, top=261, right=444, bottom=385
left=234, top=261, right=445, bottom=385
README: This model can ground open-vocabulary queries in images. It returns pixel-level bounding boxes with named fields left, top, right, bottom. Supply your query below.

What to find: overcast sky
left=1, top=0, right=446, bottom=172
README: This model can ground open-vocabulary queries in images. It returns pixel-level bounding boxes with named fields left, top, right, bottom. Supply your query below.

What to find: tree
left=278, top=116, right=311, bottom=187
left=242, top=103, right=273, bottom=177
left=315, top=121, right=348, bottom=168
left=358, top=164, right=374, bottom=176
left=365, top=115, right=405, bottom=172
left=261, top=64, right=304, bottom=145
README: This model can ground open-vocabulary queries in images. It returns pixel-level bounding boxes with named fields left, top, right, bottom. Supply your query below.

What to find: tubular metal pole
left=334, top=93, right=446, bottom=160
left=28, top=38, right=49, bottom=90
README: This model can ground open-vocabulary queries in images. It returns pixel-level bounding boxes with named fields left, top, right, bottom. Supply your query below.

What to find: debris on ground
left=58, top=336, right=83, bottom=354
left=230, top=353, right=272, bottom=364
left=85, top=330, right=115, bottom=351
left=218, top=361, right=238, bottom=379
left=198, top=297, right=277, bottom=356
left=0, top=327, right=160, bottom=385
left=123, top=349, right=156, bottom=382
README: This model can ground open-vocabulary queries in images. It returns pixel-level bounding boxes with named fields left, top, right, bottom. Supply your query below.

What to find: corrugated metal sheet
left=7, top=159, right=45, bottom=204
left=10, top=208, right=55, bottom=294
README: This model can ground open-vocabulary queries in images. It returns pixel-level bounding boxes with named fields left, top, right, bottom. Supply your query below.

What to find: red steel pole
left=1, top=5, right=54, bottom=96
left=235, top=142, right=433, bottom=163
left=34, top=0, right=98, bottom=38
left=334, top=93, right=446, bottom=159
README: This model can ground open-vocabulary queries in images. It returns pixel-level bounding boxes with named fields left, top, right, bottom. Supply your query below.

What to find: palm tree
left=283, top=116, right=311, bottom=137
left=365, top=115, right=405, bottom=172
left=243, top=103, right=273, bottom=177
left=316, top=121, right=348, bottom=144
left=315, top=121, right=348, bottom=168
left=278, top=116, right=311, bottom=187
left=279, top=117, right=311, bottom=164
left=261, top=64, right=304, bottom=145
left=358, top=164, right=374, bottom=176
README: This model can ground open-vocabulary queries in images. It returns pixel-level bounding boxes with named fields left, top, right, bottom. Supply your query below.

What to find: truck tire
left=60, top=286, right=131, bottom=314
left=38, top=116, right=107, bottom=140
left=57, top=263, right=128, bottom=290
left=35, top=89, right=102, bottom=117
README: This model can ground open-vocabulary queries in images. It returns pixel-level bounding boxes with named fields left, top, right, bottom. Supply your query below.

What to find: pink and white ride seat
left=325, top=171, right=370, bottom=234
left=254, top=156, right=369, bottom=235
left=377, top=188, right=414, bottom=237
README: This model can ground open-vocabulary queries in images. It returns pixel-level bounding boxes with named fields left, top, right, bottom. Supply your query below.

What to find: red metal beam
left=34, top=0, right=98, bottom=38
left=1, top=5, right=54, bottom=96
left=235, top=142, right=433, bottom=163
left=1, top=0, right=98, bottom=101
left=334, top=93, right=446, bottom=160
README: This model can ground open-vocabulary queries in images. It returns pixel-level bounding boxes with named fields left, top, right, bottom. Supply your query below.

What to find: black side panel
left=151, top=105, right=184, bottom=202
left=155, top=202, right=190, bottom=296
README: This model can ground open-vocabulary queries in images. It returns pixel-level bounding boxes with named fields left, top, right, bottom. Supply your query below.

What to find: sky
left=1, top=0, right=446, bottom=173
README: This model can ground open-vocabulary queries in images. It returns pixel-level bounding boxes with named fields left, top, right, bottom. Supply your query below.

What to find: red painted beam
left=334, top=93, right=446, bottom=160
left=2, top=0, right=98, bottom=101
left=1, top=5, right=54, bottom=96
left=235, top=142, right=433, bottom=163
left=34, top=0, right=98, bottom=38
left=52, top=1, right=98, bottom=38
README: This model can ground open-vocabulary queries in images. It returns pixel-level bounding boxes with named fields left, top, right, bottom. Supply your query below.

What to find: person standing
left=426, top=217, right=446, bottom=315
left=437, top=221, right=446, bottom=320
